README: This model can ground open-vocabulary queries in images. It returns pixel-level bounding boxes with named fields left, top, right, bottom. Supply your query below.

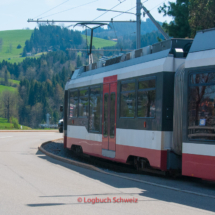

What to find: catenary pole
left=142, top=5, right=170, bottom=40
left=136, top=0, right=141, bottom=49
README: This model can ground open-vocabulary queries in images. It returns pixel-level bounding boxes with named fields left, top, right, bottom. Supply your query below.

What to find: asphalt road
left=0, top=132, right=215, bottom=215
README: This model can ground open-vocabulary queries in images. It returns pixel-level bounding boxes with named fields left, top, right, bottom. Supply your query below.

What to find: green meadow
left=82, top=35, right=117, bottom=49
left=0, top=85, right=17, bottom=93
left=0, top=117, right=13, bottom=129
left=0, top=117, right=31, bottom=130
left=0, top=78, right=20, bottom=85
left=0, top=30, right=33, bottom=64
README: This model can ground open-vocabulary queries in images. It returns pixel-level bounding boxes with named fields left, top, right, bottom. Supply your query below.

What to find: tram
left=62, top=28, right=215, bottom=181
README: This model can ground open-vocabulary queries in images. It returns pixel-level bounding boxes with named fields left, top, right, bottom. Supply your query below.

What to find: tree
left=7, top=43, right=12, bottom=53
left=17, top=44, right=22, bottom=49
left=22, top=47, right=27, bottom=57
left=1, top=91, right=18, bottom=122
left=30, top=103, right=43, bottom=128
left=189, top=0, right=215, bottom=37
left=77, top=55, right=82, bottom=68
left=0, top=38, right=3, bottom=52
left=158, top=0, right=191, bottom=38
left=4, top=70, right=10, bottom=86
left=54, top=84, right=64, bottom=107
left=11, top=117, right=20, bottom=129
left=53, top=111, right=59, bottom=123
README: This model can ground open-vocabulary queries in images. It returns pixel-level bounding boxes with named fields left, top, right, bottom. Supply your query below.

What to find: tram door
left=102, top=75, right=117, bottom=154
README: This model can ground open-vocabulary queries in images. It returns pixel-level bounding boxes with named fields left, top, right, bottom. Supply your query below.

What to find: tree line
left=159, top=0, right=215, bottom=38
left=22, top=25, right=83, bottom=56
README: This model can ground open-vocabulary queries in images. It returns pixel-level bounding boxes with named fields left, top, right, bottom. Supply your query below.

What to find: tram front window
left=188, top=72, right=215, bottom=140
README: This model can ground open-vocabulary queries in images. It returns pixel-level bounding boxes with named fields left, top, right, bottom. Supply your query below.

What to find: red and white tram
left=62, top=28, right=215, bottom=181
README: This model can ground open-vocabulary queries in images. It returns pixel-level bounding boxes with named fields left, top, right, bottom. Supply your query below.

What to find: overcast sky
left=0, top=0, right=176, bottom=31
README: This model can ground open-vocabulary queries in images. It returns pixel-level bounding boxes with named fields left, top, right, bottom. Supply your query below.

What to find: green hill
left=0, top=30, right=33, bottom=63
left=0, top=29, right=117, bottom=64
left=82, top=35, right=117, bottom=49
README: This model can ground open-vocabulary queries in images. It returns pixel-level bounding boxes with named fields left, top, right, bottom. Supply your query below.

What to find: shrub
left=17, top=44, right=22, bottom=49
left=11, top=117, right=20, bottom=129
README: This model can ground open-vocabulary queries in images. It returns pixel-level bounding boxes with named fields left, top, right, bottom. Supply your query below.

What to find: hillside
left=83, top=19, right=163, bottom=39
left=82, top=35, right=117, bottom=49
left=0, top=28, right=116, bottom=64
left=0, top=30, right=33, bottom=63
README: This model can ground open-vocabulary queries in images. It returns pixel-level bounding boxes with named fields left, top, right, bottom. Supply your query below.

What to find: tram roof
left=71, top=38, right=193, bottom=80
left=189, top=28, right=215, bottom=53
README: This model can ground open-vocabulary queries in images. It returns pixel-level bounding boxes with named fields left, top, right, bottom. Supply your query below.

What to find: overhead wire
left=93, top=0, right=126, bottom=21
left=111, top=6, right=136, bottom=19
left=40, top=0, right=99, bottom=19
left=109, top=0, right=148, bottom=51
left=111, top=22, right=123, bottom=51
left=85, top=27, right=88, bottom=54
left=92, top=0, right=127, bottom=52
left=149, top=0, right=167, bottom=12
left=109, top=1, right=141, bottom=51
left=110, top=4, right=136, bottom=51
left=111, top=0, right=148, bottom=19
left=34, top=0, right=70, bottom=19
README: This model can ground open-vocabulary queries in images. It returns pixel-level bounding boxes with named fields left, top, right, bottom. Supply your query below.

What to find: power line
left=111, top=22, right=123, bottom=50
left=34, top=0, right=70, bottom=19
left=93, top=0, right=126, bottom=21
left=111, top=6, right=136, bottom=19
left=85, top=27, right=89, bottom=53
left=149, top=0, right=167, bottom=12
left=40, top=0, right=99, bottom=19
left=111, top=0, right=148, bottom=19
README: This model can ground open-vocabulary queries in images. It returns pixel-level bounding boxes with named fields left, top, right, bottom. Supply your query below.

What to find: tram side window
left=188, top=72, right=215, bottom=140
left=137, top=78, right=156, bottom=118
left=89, top=87, right=101, bottom=132
left=79, top=88, right=88, bottom=117
left=69, top=90, right=78, bottom=118
left=120, top=81, right=135, bottom=118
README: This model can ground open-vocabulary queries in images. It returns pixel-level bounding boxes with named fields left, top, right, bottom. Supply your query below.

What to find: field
left=0, top=117, right=31, bottom=130
left=0, top=85, right=17, bottom=93
left=82, top=35, right=117, bottom=49
left=0, top=30, right=33, bottom=64
left=0, top=78, right=20, bottom=85
left=0, top=117, right=13, bottom=129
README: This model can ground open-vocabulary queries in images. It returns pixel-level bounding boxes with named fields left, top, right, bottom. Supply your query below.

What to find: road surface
left=0, top=132, right=215, bottom=215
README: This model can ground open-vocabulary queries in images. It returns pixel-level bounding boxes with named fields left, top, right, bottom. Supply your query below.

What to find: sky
left=0, top=0, right=176, bottom=31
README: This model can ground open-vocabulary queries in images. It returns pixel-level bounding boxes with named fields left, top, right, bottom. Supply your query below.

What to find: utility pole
left=142, top=5, right=170, bottom=40
left=136, top=0, right=141, bottom=49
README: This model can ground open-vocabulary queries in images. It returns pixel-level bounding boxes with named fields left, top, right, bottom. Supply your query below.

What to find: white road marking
left=0, top=136, right=13, bottom=139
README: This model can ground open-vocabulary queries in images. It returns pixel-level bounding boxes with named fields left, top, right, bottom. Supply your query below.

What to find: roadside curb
left=0, top=130, right=58, bottom=132
left=38, top=139, right=102, bottom=173
left=38, top=139, right=215, bottom=200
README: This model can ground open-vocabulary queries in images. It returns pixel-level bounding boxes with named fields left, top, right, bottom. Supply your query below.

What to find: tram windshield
left=188, top=71, right=215, bottom=140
